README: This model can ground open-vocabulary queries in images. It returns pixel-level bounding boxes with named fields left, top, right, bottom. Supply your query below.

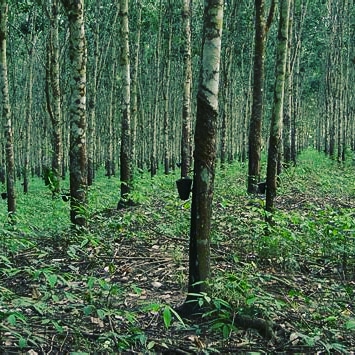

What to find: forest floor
left=0, top=150, right=355, bottom=353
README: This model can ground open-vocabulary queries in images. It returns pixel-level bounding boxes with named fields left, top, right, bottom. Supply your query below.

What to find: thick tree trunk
left=265, top=0, right=291, bottom=217
left=0, top=0, right=16, bottom=216
left=62, top=0, right=88, bottom=226
left=183, top=0, right=224, bottom=310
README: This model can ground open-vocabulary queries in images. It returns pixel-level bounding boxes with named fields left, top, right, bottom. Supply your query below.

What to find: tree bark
left=62, top=0, right=88, bottom=226
left=87, top=1, right=100, bottom=186
left=248, top=0, right=276, bottom=193
left=131, top=0, right=141, bottom=168
left=181, top=0, right=192, bottom=178
left=183, top=0, right=224, bottom=309
left=45, top=0, right=62, bottom=194
left=0, top=0, right=16, bottom=216
left=119, top=0, right=133, bottom=204
left=265, top=0, right=291, bottom=217
left=163, top=4, right=172, bottom=175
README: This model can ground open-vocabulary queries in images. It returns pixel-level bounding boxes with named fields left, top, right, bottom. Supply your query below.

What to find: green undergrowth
left=0, top=149, right=354, bottom=353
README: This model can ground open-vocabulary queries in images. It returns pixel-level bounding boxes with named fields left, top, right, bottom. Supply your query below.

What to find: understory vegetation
left=1, top=149, right=354, bottom=353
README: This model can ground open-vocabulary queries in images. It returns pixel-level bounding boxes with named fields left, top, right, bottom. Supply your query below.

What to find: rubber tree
left=0, top=0, right=16, bottom=216
left=247, top=0, right=276, bottom=193
left=182, top=0, right=224, bottom=311
left=265, top=0, right=291, bottom=218
left=61, top=0, right=88, bottom=226
left=118, top=0, right=133, bottom=205
left=180, top=0, right=192, bottom=178
left=45, top=0, right=62, bottom=194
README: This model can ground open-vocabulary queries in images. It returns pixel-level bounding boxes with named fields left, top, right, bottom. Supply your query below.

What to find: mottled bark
left=181, top=0, right=192, bottom=178
left=119, top=0, right=133, bottom=203
left=184, top=0, right=224, bottom=307
left=0, top=0, right=16, bottom=215
left=265, top=0, right=291, bottom=217
left=61, top=0, right=88, bottom=226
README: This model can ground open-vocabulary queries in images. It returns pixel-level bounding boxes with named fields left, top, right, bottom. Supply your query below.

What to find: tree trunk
left=23, top=16, right=36, bottom=194
left=265, top=0, right=291, bottom=217
left=45, top=0, right=62, bottom=194
left=119, top=0, right=133, bottom=204
left=0, top=0, right=16, bottom=216
left=150, top=0, right=163, bottom=177
left=183, top=0, right=224, bottom=310
left=163, top=4, right=172, bottom=175
left=87, top=1, right=100, bottom=186
left=181, top=0, right=192, bottom=178
left=131, top=0, right=141, bottom=168
left=248, top=0, right=276, bottom=193
left=62, top=0, right=88, bottom=226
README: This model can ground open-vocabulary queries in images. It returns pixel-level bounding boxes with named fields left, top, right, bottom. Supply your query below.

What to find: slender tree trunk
left=150, top=1, right=163, bottom=177
left=247, top=0, right=276, bottom=193
left=106, top=60, right=116, bottom=178
left=183, top=0, right=224, bottom=309
left=23, top=19, right=36, bottom=194
left=265, top=0, right=291, bottom=217
left=283, top=4, right=292, bottom=166
left=87, top=1, right=100, bottom=186
left=62, top=0, right=88, bottom=226
left=131, top=0, right=141, bottom=167
left=163, top=4, right=172, bottom=175
left=181, top=0, right=192, bottom=178
left=45, top=0, right=62, bottom=194
left=119, top=0, right=133, bottom=204
left=0, top=0, right=16, bottom=215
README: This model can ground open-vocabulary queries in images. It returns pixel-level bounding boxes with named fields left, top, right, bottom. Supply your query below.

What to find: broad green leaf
left=97, top=309, right=106, bottom=319
left=345, top=319, right=355, bottom=330
left=147, top=341, right=155, bottom=350
left=163, top=306, right=172, bottom=329
left=45, top=272, right=58, bottom=288
left=8, top=314, right=17, bottom=326
left=83, top=305, right=95, bottom=316
left=18, top=337, right=27, bottom=349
